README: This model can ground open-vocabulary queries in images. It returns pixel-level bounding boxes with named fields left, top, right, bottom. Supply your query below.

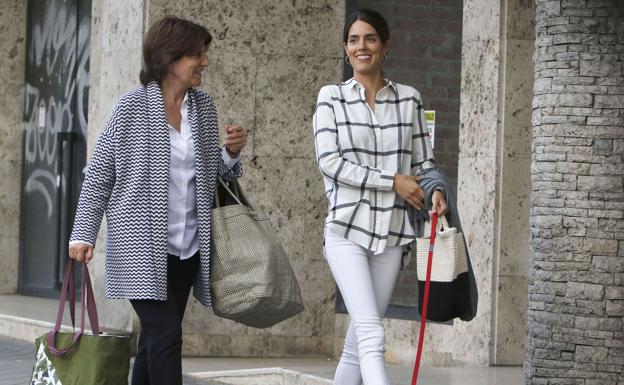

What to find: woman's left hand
left=431, top=190, right=448, bottom=217
left=224, top=124, right=247, bottom=156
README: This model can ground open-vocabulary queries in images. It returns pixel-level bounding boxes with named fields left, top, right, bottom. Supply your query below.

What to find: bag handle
left=215, top=177, right=255, bottom=211
left=47, top=259, right=101, bottom=356
left=437, top=215, right=450, bottom=231
left=411, top=211, right=438, bottom=385
left=215, top=176, right=244, bottom=206
left=423, top=213, right=450, bottom=237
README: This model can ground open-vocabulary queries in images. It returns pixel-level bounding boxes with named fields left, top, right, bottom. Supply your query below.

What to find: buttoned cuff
left=379, top=170, right=396, bottom=191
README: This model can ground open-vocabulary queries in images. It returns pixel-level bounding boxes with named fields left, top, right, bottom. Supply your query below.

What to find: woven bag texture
left=416, top=216, right=468, bottom=282
left=210, top=180, right=304, bottom=328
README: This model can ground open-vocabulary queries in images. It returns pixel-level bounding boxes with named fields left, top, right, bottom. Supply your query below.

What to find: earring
left=344, top=55, right=351, bottom=66
left=384, top=52, right=389, bottom=61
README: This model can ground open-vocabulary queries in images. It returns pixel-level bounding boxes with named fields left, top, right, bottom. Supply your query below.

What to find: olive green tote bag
left=30, top=259, right=131, bottom=385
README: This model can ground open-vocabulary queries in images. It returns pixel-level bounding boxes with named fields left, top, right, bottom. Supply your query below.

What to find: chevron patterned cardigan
left=70, top=82, right=242, bottom=306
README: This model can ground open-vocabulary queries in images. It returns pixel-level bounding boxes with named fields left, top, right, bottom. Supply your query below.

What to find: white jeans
left=324, top=228, right=403, bottom=385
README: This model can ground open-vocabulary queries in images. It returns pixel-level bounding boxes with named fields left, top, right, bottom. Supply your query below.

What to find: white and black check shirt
left=313, top=78, right=435, bottom=253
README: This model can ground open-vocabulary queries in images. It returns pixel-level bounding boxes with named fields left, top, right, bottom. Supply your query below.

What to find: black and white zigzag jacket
left=70, top=82, right=242, bottom=306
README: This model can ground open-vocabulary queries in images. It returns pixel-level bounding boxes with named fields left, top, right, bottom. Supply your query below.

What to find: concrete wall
left=0, top=2, right=26, bottom=294
left=525, top=0, right=624, bottom=382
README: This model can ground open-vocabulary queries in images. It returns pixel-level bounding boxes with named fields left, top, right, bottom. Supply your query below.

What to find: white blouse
left=313, top=78, right=434, bottom=253
left=168, top=92, right=239, bottom=259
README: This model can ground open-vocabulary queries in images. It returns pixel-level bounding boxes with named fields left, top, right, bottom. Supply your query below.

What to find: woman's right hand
left=393, top=174, right=425, bottom=210
left=68, top=242, right=94, bottom=264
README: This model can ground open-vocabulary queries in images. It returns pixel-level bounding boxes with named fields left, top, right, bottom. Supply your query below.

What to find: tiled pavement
left=0, top=336, right=220, bottom=385
left=0, top=337, right=32, bottom=385
left=0, top=294, right=524, bottom=385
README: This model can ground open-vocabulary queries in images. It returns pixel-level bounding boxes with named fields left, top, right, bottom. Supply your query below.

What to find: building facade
left=0, top=0, right=622, bottom=381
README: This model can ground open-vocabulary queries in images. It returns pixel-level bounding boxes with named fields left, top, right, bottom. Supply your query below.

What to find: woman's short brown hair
left=139, top=16, right=212, bottom=86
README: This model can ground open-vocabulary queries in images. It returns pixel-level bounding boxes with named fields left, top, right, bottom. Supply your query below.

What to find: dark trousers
left=130, top=253, right=198, bottom=385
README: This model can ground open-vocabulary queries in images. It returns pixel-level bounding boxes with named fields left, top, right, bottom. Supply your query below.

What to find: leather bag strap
left=47, top=259, right=101, bottom=356
left=411, top=212, right=438, bottom=385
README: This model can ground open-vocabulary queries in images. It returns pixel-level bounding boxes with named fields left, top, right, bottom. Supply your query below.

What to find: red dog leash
left=411, top=212, right=438, bottom=385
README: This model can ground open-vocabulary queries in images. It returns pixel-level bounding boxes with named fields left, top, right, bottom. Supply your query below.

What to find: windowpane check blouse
left=313, top=78, right=435, bottom=253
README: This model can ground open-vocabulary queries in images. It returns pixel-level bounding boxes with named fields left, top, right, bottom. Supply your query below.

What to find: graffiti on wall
left=23, top=0, right=89, bottom=218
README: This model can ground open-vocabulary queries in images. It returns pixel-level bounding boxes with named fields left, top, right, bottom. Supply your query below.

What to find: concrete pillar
left=0, top=2, right=26, bottom=294
left=493, top=0, right=535, bottom=365
left=87, top=0, right=146, bottom=333
left=526, top=0, right=624, bottom=383
left=398, top=0, right=535, bottom=366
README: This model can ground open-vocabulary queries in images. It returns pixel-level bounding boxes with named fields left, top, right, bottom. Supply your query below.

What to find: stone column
left=492, top=0, right=535, bottom=365
left=87, top=0, right=145, bottom=333
left=526, top=1, right=624, bottom=383
left=0, top=2, right=26, bottom=294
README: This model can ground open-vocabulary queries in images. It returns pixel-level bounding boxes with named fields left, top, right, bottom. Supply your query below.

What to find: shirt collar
left=342, top=78, right=398, bottom=94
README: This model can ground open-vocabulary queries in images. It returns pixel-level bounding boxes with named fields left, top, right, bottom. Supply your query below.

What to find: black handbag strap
left=215, top=177, right=253, bottom=210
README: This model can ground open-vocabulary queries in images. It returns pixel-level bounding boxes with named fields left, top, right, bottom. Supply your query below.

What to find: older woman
left=67, top=16, right=247, bottom=385
left=313, top=9, right=447, bottom=385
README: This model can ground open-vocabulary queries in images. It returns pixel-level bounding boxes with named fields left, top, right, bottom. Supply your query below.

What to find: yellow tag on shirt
left=424, top=110, right=436, bottom=149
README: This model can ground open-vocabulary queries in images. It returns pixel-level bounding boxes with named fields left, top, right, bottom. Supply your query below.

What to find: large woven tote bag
left=30, top=259, right=131, bottom=385
left=210, top=177, right=304, bottom=328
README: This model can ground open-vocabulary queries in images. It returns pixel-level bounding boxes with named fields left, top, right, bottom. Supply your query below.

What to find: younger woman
left=313, top=9, right=447, bottom=385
